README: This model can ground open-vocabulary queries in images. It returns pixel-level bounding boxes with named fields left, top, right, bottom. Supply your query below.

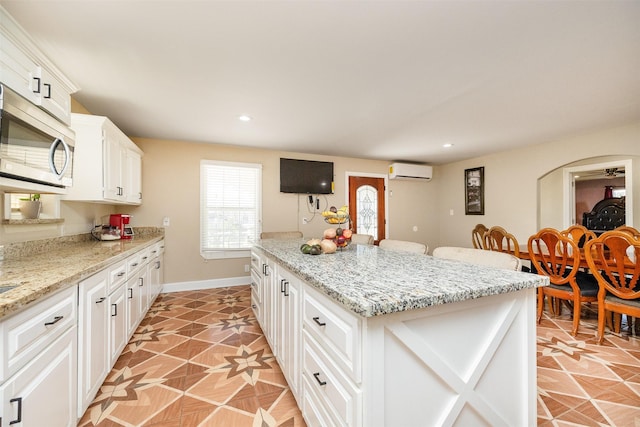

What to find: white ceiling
left=3, top=0, right=640, bottom=164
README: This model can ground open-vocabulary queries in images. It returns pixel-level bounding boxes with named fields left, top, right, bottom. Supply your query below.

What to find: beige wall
left=128, top=138, right=439, bottom=283
left=436, top=121, right=640, bottom=250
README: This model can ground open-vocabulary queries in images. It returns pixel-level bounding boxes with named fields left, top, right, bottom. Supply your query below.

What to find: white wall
left=435, top=121, right=640, bottom=250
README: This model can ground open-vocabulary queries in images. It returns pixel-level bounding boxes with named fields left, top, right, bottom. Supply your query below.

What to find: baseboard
left=161, top=276, right=250, bottom=293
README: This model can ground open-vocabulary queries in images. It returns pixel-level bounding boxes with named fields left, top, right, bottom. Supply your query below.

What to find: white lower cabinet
left=0, top=286, right=78, bottom=427
left=77, top=270, right=109, bottom=417
left=108, top=283, right=127, bottom=367
left=0, top=327, right=77, bottom=427
left=274, top=268, right=301, bottom=397
left=77, top=240, right=164, bottom=421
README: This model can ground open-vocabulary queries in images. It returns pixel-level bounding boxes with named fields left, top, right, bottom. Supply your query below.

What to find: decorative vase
left=19, top=200, right=42, bottom=219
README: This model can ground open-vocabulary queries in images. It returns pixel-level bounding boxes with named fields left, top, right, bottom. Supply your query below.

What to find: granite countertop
left=0, top=230, right=164, bottom=319
left=254, top=239, right=548, bottom=317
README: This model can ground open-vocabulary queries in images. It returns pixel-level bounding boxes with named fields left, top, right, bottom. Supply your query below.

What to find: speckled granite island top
left=0, top=230, right=164, bottom=319
left=254, top=239, right=548, bottom=317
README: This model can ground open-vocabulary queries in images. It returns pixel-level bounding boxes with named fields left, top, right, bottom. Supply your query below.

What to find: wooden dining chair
left=483, top=226, right=521, bottom=257
left=614, top=225, right=640, bottom=239
left=471, top=223, right=489, bottom=249
left=584, top=230, right=640, bottom=344
left=561, top=224, right=596, bottom=248
left=528, top=228, right=599, bottom=336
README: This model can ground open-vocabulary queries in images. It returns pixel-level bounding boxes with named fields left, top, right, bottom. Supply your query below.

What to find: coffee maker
left=110, top=214, right=134, bottom=239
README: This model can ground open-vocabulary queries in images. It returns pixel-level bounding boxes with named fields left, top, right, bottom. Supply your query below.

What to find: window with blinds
left=200, top=160, right=262, bottom=259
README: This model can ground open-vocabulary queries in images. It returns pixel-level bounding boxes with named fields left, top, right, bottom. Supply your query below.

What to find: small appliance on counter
left=110, top=214, right=134, bottom=239
left=91, top=224, right=121, bottom=241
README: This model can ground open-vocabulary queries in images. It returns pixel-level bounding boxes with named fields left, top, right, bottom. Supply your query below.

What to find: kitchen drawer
left=149, top=241, right=164, bottom=258
left=126, top=252, right=142, bottom=275
left=250, top=251, right=261, bottom=273
left=301, top=371, right=336, bottom=427
left=302, top=331, right=362, bottom=427
left=138, top=247, right=151, bottom=266
left=250, top=268, right=262, bottom=303
left=303, top=285, right=362, bottom=383
left=0, top=286, right=77, bottom=383
left=109, top=259, right=128, bottom=291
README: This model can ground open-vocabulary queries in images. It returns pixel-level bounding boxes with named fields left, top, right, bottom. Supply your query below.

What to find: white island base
left=362, top=287, right=536, bottom=426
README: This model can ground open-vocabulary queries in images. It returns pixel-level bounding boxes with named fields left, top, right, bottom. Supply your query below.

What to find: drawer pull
left=117, top=271, right=126, bottom=277
left=96, top=297, right=106, bottom=304
left=312, top=317, right=326, bottom=327
left=252, top=304, right=257, bottom=309
left=313, top=372, right=327, bottom=386
left=44, top=315, right=63, bottom=326
left=9, top=397, right=22, bottom=425
left=131, top=262, right=139, bottom=267
left=251, top=282, right=257, bottom=288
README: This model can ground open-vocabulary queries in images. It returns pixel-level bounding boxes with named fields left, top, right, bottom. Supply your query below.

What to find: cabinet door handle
left=313, top=372, right=327, bottom=386
left=128, top=288, right=133, bottom=299
left=280, top=279, right=286, bottom=293
left=252, top=304, right=257, bottom=309
left=96, top=297, right=106, bottom=304
left=155, top=261, right=161, bottom=269
left=312, top=317, right=326, bottom=327
left=284, top=281, right=289, bottom=297
left=111, top=303, right=118, bottom=317
left=44, top=82, right=51, bottom=98
left=33, top=77, right=41, bottom=93
left=44, top=315, right=63, bottom=326
left=139, top=277, right=144, bottom=287
left=9, top=397, right=22, bottom=425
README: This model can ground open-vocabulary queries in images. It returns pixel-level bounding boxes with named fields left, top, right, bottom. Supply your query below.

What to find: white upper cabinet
left=65, top=113, right=143, bottom=205
left=0, top=6, right=77, bottom=124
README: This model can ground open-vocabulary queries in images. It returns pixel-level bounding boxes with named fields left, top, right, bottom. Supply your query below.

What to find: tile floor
left=78, top=286, right=640, bottom=427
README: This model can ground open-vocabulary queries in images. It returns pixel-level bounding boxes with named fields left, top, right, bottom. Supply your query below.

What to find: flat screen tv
left=280, top=158, right=334, bottom=194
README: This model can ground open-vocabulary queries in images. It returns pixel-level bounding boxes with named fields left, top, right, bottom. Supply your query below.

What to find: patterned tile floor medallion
left=79, top=286, right=640, bottom=427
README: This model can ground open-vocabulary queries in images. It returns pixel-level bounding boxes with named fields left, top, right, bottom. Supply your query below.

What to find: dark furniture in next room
left=582, top=197, right=626, bottom=234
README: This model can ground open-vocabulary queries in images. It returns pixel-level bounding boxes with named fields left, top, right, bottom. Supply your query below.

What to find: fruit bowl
left=324, top=214, right=349, bottom=225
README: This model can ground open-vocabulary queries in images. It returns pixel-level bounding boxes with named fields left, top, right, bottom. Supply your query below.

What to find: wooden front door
left=348, top=176, right=386, bottom=244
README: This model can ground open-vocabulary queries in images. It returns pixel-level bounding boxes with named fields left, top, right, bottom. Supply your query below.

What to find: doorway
left=346, top=173, right=387, bottom=244
left=562, top=159, right=633, bottom=228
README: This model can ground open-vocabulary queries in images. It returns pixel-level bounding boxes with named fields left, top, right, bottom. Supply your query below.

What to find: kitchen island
left=252, top=239, right=548, bottom=427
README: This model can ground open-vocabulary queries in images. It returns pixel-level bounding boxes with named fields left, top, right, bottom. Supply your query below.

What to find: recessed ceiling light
left=443, top=143, right=453, bottom=148
left=238, top=115, right=252, bottom=122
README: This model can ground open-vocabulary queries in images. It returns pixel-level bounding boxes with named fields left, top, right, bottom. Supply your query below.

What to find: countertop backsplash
left=0, top=227, right=164, bottom=261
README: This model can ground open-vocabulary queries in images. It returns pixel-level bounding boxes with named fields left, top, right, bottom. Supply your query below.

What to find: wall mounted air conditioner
left=388, top=163, right=433, bottom=181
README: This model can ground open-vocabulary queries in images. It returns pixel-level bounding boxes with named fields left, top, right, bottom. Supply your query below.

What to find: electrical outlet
left=244, top=264, right=250, bottom=273
left=303, top=217, right=309, bottom=224
left=163, top=216, right=170, bottom=226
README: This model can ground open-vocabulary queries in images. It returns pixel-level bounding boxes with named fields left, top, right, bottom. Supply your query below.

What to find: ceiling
left=3, top=0, right=640, bottom=165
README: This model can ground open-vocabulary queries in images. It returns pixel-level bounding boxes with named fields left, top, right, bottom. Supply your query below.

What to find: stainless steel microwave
left=0, top=84, right=74, bottom=188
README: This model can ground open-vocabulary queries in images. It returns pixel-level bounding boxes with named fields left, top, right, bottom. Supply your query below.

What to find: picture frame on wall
left=465, top=167, right=484, bottom=215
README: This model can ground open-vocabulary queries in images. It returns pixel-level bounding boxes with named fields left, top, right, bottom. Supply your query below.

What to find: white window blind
left=200, top=160, right=262, bottom=259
